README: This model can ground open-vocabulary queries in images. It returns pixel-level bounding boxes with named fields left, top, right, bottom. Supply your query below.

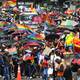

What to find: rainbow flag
left=65, top=32, right=74, bottom=46
left=27, top=33, right=44, bottom=40
left=0, top=22, right=7, bottom=27
left=7, top=0, right=16, bottom=7
left=73, top=37, right=80, bottom=53
left=15, top=23, right=33, bottom=31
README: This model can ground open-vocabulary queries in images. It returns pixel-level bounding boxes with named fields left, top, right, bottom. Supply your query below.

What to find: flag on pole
left=65, top=32, right=74, bottom=47
left=15, top=23, right=33, bottom=31
left=73, top=37, right=80, bottom=53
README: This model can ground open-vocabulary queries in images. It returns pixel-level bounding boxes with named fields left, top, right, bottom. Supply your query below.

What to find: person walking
left=0, top=51, right=4, bottom=77
left=3, top=52, right=11, bottom=80
left=48, top=63, right=54, bottom=80
left=63, top=63, right=73, bottom=80
left=55, top=59, right=65, bottom=80
left=73, top=68, right=80, bottom=80
left=42, top=59, right=48, bottom=80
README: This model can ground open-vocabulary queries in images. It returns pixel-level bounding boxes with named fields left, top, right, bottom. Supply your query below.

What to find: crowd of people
left=0, top=35, right=80, bottom=80
left=0, top=0, right=80, bottom=80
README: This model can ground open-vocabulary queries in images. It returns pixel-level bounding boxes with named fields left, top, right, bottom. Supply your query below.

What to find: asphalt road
left=0, top=76, right=42, bottom=80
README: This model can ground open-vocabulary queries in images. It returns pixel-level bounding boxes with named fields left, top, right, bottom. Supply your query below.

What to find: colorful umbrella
left=23, top=45, right=30, bottom=50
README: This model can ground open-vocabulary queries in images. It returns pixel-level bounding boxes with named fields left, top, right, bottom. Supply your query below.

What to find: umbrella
left=23, top=45, right=30, bottom=50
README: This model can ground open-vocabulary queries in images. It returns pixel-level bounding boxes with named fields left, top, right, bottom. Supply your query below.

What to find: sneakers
left=30, top=76, right=32, bottom=79
left=0, top=75, right=2, bottom=77
left=27, top=76, right=32, bottom=80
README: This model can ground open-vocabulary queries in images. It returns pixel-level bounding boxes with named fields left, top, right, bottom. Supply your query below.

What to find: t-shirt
left=39, top=54, right=44, bottom=64
left=77, top=76, right=80, bottom=80
left=48, top=67, right=53, bottom=76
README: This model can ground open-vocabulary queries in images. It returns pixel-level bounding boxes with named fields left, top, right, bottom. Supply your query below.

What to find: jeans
left=3, top=65, right=10, bottom=80
left=56, top=77, right=65, bottom=80
left=42, top=68, right=48, bottom=80
left=25, top=63, right=32, bottom=77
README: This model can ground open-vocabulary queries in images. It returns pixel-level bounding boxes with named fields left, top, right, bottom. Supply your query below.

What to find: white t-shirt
left=39, top=54, right=44, bottom=64
left=50, top=54, right=61, bottom=63
left=48, top=67, right=53, bottom=76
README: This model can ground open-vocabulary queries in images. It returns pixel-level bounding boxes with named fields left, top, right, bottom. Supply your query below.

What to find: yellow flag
left=65, top=32, right=74, bottom=46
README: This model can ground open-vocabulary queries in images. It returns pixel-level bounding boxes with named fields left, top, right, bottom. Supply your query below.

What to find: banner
left=5, top=47, right=17, bottom=55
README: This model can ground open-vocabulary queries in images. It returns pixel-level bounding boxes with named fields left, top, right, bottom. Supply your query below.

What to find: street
left=0, top=77, right=42, bottom=80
